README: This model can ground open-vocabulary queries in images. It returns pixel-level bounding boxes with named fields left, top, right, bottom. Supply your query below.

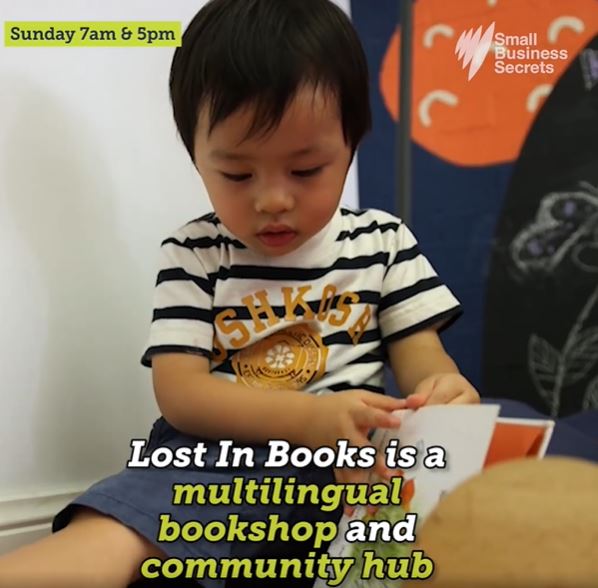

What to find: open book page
left=313, top=404, right=501, bottom=588
left=373, top=404, right=501, bottom=520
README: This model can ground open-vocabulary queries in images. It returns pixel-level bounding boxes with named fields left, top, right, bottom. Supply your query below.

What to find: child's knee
left=67, top=506, right=165, bottom=575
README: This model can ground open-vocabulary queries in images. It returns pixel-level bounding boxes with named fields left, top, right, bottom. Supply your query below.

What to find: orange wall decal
left=381, top=0, right=598, bottom=166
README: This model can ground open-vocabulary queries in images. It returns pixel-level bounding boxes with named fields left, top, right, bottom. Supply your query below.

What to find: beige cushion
left=406, top=457, right=598, bottom=588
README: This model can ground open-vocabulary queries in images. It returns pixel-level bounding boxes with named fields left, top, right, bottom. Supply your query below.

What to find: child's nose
left=254, top=186, right=294, bottom=214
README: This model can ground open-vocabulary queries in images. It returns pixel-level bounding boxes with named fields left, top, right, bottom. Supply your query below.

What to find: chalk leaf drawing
left=528, top=335, right=561, bottom=404
left=563, top=327, right=598, bottom=386
left=583, top=374, right=598, bottom=410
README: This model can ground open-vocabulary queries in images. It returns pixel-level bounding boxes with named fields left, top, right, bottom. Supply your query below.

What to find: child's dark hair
left=169, top=0, right=371, bottom=162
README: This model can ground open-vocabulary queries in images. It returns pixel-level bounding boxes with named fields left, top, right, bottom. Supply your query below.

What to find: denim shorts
left=52, top=417, right=341, bottom=587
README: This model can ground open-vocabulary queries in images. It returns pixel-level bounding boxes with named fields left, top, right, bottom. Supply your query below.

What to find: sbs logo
left=455, top=22, right=495, bottom=80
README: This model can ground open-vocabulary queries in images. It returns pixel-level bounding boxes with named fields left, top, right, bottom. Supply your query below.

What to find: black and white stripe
left=141, top=207, right=461, bottom=394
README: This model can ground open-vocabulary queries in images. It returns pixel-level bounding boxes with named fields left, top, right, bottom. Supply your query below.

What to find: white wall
left=0, top=0, right=357, bottom=551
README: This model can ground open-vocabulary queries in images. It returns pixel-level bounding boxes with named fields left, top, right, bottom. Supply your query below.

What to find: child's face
left=193, top=86, right=352, bottom=256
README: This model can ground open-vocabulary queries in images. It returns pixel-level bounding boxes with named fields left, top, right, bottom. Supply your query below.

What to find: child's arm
left=387, top=327, right=479, bottom=406
left=152, top=352, right=405, bottom=453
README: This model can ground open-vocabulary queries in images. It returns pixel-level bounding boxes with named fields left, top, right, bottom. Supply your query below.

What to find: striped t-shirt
left=141, top=206, right=461, bottom=395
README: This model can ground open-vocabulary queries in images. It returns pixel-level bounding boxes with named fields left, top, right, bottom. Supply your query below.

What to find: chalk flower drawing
left=511, top=181, right=598, bottom=415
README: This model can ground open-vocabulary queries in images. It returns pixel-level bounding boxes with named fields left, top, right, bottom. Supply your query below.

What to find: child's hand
left=303, top=390, right=405, bottom=486
left=405, top=373, right=480, bottom=408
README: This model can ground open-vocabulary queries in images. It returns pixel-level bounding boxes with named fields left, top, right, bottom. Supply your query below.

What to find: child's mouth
left=257, top=230, right=297, bottom=247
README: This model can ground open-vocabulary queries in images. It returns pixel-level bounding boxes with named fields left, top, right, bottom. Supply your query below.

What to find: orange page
left=484, top=421, right=551, bottom=467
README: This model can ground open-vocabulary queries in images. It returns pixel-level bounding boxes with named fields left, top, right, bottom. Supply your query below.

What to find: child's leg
left=0, top=506, right=164, bottom=588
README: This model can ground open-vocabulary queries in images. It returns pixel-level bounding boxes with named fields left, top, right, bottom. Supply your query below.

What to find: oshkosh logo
left=455, top=22, right=495, bottom=80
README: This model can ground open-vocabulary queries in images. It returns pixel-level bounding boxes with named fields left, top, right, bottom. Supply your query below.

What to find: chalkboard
left=483, top=37, right=598, bottom=417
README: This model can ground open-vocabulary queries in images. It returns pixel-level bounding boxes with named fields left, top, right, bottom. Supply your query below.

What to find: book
left=313, top=404, right=555, bottom=588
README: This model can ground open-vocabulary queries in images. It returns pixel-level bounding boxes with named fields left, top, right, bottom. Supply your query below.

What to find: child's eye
left=292, top=166, right=323, bottom=178
left=221, top=172, right=252, bottom=182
